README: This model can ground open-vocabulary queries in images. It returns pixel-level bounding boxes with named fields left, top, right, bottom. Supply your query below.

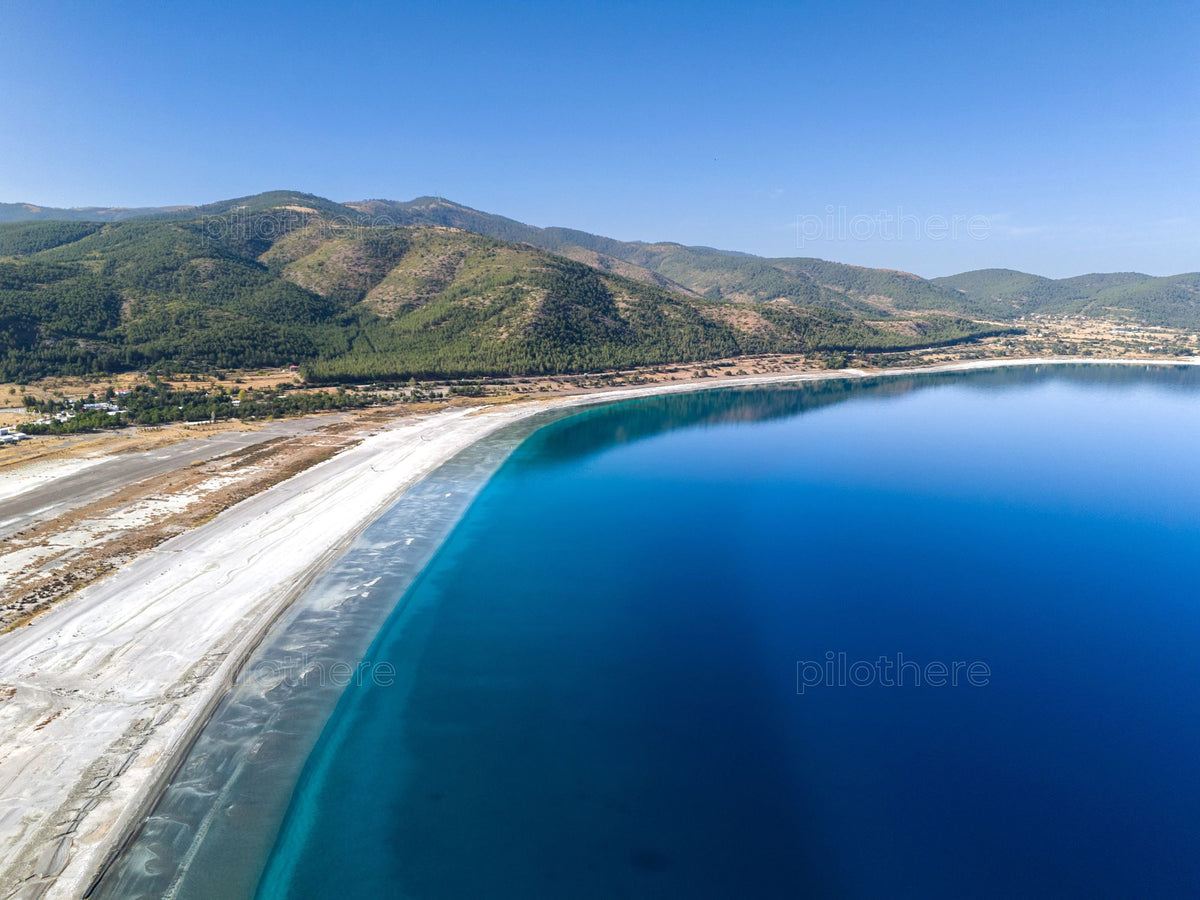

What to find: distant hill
left=0, top=202, right=195, bottom=223
left=181, top=190, right=370, bottom=223
left=345, top=197, right=1200, bottom=328
left=934, top=268, right=1200, bottom=328
left=3, top=189, right=1195, bottom=384
left=0, top=190, right=368, bottom=225
left=346, top=198, right=957, bottom=314
left=0, top=197, right=1005, bottom=382
left=4, top=191, right=1194, bottom=329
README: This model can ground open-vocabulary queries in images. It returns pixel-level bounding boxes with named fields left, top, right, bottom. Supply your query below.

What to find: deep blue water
left=256, top=366, right=1200, bottom=899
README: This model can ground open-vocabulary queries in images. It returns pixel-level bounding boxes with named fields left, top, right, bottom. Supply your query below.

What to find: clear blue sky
left=1, top=0, right=1196, bottom=277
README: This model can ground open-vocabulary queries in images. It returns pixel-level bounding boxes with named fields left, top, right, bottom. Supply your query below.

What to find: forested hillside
left=347, top=198, right=1200, bottom=328
left=0, top=195, right=1008, bottom=382
left=933, top=269, right=1200, bottom=328
left=5, top=193, right=1195, bottom=334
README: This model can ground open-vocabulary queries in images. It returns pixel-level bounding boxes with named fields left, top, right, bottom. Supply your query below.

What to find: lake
left=99, top=365, right=1200, bottom=899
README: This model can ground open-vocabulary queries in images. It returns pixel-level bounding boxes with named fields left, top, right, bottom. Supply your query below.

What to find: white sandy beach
left=0, top=356, right=1195, bottom=899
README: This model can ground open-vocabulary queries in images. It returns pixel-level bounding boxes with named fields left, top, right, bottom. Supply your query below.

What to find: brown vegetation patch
left=699, top=303, right=774, bottom=335
left=0, top=435, right=357, bottom=632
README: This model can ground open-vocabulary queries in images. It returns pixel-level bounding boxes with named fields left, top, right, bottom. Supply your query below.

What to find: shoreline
left=1, top=355, right=1196, bottom=899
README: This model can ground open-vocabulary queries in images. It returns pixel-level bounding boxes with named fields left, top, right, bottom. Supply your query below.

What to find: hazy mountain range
left=0, top=190, right=1195, bottom=382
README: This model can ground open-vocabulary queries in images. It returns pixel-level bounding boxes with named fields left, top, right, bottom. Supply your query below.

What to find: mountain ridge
left=0, top=189, right=1195, bottom=385
left=3, top=191, right=1191, bottom=294
left=0, top=197, right=1008, bottom=383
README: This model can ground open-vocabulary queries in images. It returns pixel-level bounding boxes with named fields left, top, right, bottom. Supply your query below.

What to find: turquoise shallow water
left=102, top=366, right=1200, bottom=899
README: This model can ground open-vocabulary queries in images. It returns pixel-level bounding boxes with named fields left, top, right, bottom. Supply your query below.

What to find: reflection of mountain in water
left=532, top=364, right=1200, bottom=465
